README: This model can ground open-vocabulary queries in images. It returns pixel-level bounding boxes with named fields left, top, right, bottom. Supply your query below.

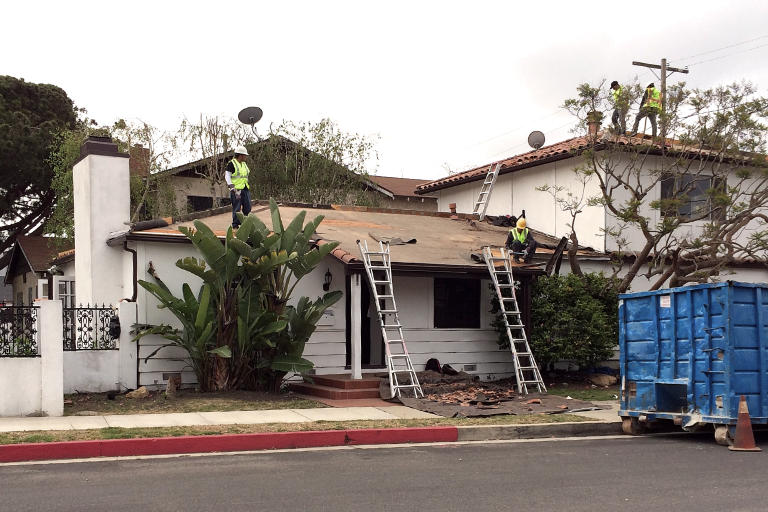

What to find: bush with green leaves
left=134, top=199, right=341, bottom=391
left=491, top=273, right=618, bottom=371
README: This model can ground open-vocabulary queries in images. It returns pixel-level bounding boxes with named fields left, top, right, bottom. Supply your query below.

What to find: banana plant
left=133, top=273, right=219, bottom=391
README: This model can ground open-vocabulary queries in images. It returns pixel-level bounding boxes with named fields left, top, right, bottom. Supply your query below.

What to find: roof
left=416, top=136, right=594, bottom=194
left=125, top=202, right=607, bottom=273
left=367, top=176, right=435, bottom=198
left=15, top=236, right=60, bottom=272
left=415, top=132, right=767, bottom=194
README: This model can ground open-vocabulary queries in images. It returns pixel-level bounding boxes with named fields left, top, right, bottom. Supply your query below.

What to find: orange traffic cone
left=729, top=395, right=761, bottom=452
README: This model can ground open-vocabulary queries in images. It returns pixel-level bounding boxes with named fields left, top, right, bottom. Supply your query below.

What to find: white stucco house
left=45, top=135, right=606, bottom=394
left=414, top=133, right=768, bottom=290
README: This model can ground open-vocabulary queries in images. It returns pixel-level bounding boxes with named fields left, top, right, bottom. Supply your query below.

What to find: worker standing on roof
left=610, top=80, right=628, bottom=134
left=225, top=145, right=252, bottom=229
left=505, top=218, right=537, bottom=263
left=630, top=83, right=661, bottom=138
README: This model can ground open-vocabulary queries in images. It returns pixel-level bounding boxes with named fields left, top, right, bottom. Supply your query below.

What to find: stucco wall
left=11, top=271, right=39, bottom=305
left=434, top=157, right=606, bottom=251
left=170, top=175, right=229, bottom=215
left=0, top=358, right=42, bottom=416
left=63, top=351, right=120, bottom=394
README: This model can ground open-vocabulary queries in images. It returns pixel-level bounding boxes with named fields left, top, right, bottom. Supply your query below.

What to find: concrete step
left=289, top=382, right=381, bottom=400
left=308, top=374, right=383, bottom=390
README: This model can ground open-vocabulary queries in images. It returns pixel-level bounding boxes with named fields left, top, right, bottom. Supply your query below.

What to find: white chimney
left=73, top=136, right=130, bottom=306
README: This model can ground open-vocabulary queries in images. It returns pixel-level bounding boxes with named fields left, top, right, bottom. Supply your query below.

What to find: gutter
left=122, top=241, right=137, bottom=302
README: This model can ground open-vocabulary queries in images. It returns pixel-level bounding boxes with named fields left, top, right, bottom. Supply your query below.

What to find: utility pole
left=632, top=58, right=689, bottom=145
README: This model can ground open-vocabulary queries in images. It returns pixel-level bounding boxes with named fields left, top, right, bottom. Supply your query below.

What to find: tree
left=249, top=118, right=381, bottom=205
left=0, top=76, right=78, bottom=254
left=554, top=80, right=768, bottom=292
left=178, top=115, right=252, bottom=208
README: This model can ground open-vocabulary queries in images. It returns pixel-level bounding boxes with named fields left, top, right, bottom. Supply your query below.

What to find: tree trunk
left=567, top=232, right=583, bottom=276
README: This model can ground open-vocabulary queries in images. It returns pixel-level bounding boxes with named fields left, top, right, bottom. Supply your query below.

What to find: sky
left=3, top=0, right=768, bottom=180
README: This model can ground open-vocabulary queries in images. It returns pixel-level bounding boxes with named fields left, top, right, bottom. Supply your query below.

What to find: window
left=16, top=293, right=23, bottom=306
left=28, top=287, right=35, bottom=304
left=58, top=280, right=76, bottom=308
left=433, top=278, right=481, bottom=328
left=660, top=174, right=720, bottom=220
left=187, top=195, right=213, bottom=212
left=42, top=283, right=49, bottom=299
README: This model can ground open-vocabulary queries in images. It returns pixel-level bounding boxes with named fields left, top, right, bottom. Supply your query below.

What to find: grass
left=0, top=414, right=590, bottom=446
left=547, top=385, right=619, bottom=402
left=64, top=390, right=325, bottom=416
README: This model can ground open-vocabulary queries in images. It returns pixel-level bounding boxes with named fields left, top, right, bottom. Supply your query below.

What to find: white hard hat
left=234, top=145, right=249, bottom=156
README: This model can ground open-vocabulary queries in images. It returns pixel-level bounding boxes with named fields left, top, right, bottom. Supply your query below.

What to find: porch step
left=289, top=382, right=381, bottom=400
left=308, top=374, right=383, bottom=390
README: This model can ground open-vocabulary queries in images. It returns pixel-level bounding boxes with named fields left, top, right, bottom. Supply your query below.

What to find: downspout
left=122, top=240, right=137, bottom=302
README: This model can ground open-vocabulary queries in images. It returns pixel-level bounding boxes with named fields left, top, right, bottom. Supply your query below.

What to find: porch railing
left=0, top=306, right=40, bottom=357
left=63, top=305, right=119, bottom=351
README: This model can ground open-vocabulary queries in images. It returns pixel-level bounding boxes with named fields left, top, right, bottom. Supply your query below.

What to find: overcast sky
left=4, top=1, right=768, bottom=180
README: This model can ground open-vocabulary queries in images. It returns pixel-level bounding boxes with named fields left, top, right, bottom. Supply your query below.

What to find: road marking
left=0, top=435, right=637, bottom=467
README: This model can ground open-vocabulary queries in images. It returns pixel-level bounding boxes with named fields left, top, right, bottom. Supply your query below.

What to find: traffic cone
left=729, top=395, right=761, bottom=452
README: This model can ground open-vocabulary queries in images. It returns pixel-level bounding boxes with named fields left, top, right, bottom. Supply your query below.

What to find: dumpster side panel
left=622, top=295, right=658, bottom=411
left=728, top=284, right=767, bottom=419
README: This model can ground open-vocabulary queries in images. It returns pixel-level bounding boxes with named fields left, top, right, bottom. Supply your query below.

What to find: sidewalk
left=0, top=406, right=438, bottom=433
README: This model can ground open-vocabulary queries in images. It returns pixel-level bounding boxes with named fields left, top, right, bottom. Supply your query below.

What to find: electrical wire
left=686, top=42, right=768, bottom=67
left=674, top=35, right=768, bottom=64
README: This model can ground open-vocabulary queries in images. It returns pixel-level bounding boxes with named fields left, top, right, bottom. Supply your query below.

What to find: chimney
left=73, top=136, right=130, bottom=305
left=129, top=145, right=150, bottom=176
left=448, top=202, right=458, bottom=220
left=587, top=111, right=603, bottom=138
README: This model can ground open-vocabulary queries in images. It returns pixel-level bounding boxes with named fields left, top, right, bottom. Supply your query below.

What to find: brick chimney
left=587, top=111, right=603, bottom=138
left=129, top=145, right=150, bottom=176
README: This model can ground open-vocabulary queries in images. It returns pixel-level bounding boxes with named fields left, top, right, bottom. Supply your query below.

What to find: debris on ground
left=126, top=386, right=150, bottom=399
left=399, top=372, right=604, bottom=418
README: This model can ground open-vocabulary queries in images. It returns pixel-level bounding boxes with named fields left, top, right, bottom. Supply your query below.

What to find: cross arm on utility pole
left=632, top=61, right=689, bottom=74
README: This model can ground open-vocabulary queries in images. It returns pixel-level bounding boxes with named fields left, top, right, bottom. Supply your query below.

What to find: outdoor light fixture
left=323, top=269, right=333, bottom=291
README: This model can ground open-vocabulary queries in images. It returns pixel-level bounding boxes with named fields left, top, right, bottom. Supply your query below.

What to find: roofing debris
left=399, top=371, right=602, bottom=418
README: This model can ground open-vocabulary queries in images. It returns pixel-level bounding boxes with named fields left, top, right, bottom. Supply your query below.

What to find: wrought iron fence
left=0, top=306, right=40, bottom=357
left=63, top=305, right=119, bottom=351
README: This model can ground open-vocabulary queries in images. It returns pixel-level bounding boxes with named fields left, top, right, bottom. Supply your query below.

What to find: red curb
left=0, top=427, right=459, bottom=463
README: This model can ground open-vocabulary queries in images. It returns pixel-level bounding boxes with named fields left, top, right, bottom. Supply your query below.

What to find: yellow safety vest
left=510, top=227, right=528, bottom=244
left=612, top=86, right=623, bottom=104
left=644, top=88, right=661, bottom=112
left=231, top=159, right=250, bottom=190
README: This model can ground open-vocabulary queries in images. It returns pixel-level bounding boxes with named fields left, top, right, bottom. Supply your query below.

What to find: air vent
left=463, top=364, right=477, bottom=372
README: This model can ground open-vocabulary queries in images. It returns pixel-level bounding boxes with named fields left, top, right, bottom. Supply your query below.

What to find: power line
left=674, top=34, right=768, bottom=64
left=687, top=42, right=768, bottom=67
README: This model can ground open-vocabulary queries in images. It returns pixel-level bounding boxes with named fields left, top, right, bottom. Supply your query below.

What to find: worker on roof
left=505, top=218, right=537, bottom=263
left=610, top=80, right=628, bottom=134
left=630, top=83, right=661, bottom=138
left=226, top=145, right=252, bottom=229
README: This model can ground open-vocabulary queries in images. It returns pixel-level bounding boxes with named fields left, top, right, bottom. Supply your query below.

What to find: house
left=2, top=236, right=76, bottom=306
left=367, top=176, right=437, bottom=211
left=42, top=135, right=603, bottom=392
left=159, top=136, right=437, bottom=215
left=415, top=133, right=768, bottom=289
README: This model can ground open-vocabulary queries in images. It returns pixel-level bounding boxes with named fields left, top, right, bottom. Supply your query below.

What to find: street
left=1, top=433, right=766, bottom=511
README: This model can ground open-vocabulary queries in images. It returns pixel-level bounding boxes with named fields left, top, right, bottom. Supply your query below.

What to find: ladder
left=472, top=162, right=502, bottom=221
left=357, top=240, right=424, bottom=399
left=482, top=246, right=546, bottom=394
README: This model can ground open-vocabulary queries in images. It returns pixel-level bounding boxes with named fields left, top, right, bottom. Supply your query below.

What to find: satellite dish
left=238, top=106, right=263, bottom=125
left=528, top=131, right=545, bottom=150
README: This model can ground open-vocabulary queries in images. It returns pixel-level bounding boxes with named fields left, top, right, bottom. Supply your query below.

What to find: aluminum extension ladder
left=357, top=240, right=424, bottom=399
left=482, top=246, right=546, bottom=394
left=472, top=162, right=502, bottom=221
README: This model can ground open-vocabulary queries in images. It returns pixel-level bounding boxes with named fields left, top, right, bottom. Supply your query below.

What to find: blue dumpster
left=618, top=281, right=768, bottom=442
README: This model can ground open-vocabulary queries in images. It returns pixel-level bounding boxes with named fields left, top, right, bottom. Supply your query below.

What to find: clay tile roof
left=416, top=135, right=592, bottom=194
left=367, top=176, right=434, bottom=198
left=15, top=236, right=61, bottom=272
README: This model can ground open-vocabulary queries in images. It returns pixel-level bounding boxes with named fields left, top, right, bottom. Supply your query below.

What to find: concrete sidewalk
left=0, top=406, right=439, bottom=433
left=0, top=401, right=620, bottom=433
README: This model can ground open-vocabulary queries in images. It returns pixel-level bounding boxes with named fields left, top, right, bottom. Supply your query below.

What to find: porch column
left=349, top=272, right=362, bottom=379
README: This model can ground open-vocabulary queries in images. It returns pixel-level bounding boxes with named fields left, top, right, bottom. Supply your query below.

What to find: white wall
left=435, top=157, right=606, bottom=251
left=63, top=351, right=120, bottom=394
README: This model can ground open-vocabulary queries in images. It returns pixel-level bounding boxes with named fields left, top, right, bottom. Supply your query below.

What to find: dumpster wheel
left=621, top=417, right=647, bottom=435
left=714, top=425, right=733, bottom=446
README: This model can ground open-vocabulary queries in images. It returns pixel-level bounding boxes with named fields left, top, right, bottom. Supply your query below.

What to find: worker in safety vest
left=630, top=83, right=661, bottom=138
left=225, top=145, right=252, bottom=229
left=505, top=218, right=537, bottom=263
left=610, top=80, right=628, bottom=134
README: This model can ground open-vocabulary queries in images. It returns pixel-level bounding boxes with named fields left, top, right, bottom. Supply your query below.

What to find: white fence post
left=39, top=300, right=64, bottom=417
left=118, top=301, right=138, bottom=390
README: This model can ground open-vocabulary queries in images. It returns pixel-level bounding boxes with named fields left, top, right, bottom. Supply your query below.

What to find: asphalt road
left=1, top=433, right=767, bottom=512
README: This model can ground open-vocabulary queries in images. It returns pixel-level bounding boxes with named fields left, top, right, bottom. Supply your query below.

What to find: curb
left=0, top=427, right=459, bottom=463
left=0, top=421, right=622, bottom=464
